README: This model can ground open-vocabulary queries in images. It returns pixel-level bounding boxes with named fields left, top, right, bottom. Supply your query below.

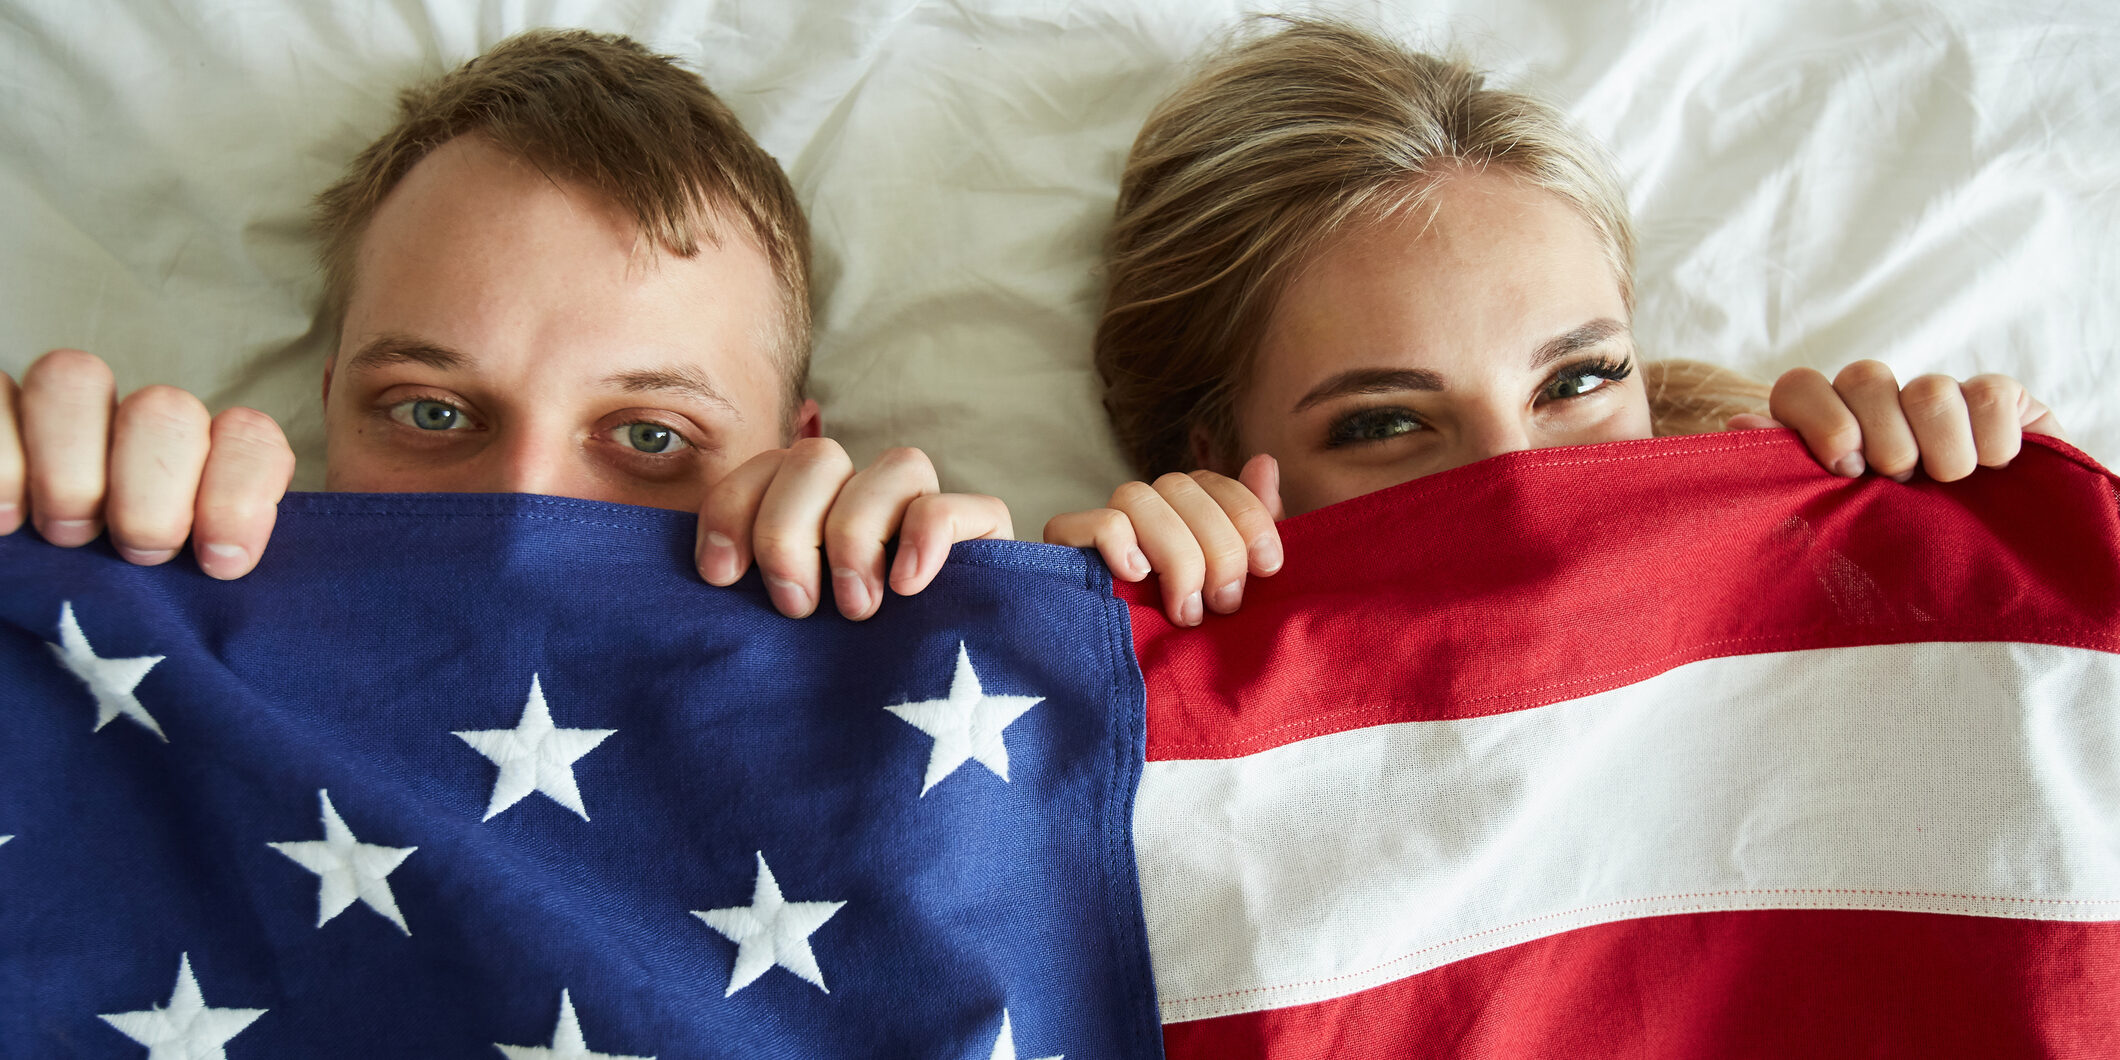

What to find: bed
left=2, top=0, right=2114, bottom=528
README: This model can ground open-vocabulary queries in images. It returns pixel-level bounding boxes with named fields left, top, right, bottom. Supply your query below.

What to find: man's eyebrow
left=1530, top=318, right=1629, bottom=370
left=1292, top=367, right=1446, bottom=414
left=603, top=365, right=741, bottom=419
left=343, top=335, right=470, bottom=375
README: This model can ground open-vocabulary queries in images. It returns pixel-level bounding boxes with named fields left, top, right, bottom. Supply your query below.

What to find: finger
left=823, top=447, right=939, bottom=620
left=2022, top=401, right=2065, bottom=442
left=1154, top=472, right=1251, bottom=616
left=749, top=437, right=854, bottom=618
left=890, top=493, right=1014, bottom=600
left=1832, top=360, right=1919, bottom=481
left=1043, top=507, right=1151, bottom=582
left=1109, top=480, right=1206, bottom=626
left=0, top=372, right=23, bottom=535
left=191, top=407, right=294, bottom=579
left=1194, top=464, right=1281, bottom=577
left=1237, top=452, right=1286, bottom=523
left=1722, top=413, right=1783, bottom=431
left=1898, top=374, right=1976, bottom=482
left=1768, top=367, right=1865, bottom=477
left=105, top=385, right=212, bottom=565
left=21, top=349, right=116, bottom=546
left=1960, top=374, right=2025, bottom=468
left=696, top=449, right=788, bottom=586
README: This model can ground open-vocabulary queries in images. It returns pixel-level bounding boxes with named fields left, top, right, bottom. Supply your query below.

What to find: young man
left=0, top=30, right=1008, bottom=621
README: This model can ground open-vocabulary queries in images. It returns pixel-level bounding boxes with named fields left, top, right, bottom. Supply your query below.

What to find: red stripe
left=1119, top=432, right=2120, bottom=760
left=1161, top=909, right=2120, bottom=1059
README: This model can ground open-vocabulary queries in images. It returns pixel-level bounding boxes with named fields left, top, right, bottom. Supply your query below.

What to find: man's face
left=322, top=135, right=812, bottom=511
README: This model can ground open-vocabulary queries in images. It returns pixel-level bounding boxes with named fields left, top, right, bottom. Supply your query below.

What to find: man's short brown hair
left=314, top=29, right=811, bottom=429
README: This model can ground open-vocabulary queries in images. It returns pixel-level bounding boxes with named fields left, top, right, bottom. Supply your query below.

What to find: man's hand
left=1043, top=453, right=1284, bottom=627
left=693, top=439, right=1014, bottom=620
left=1, top=349, right=296, bottom=578
left=1729, top=361, right=2065, bottom=481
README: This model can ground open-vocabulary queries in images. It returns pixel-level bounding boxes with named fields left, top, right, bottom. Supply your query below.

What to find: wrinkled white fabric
left=3, top=0, right=2114, bottom=528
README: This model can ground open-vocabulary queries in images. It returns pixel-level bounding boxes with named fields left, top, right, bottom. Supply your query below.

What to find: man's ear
left=1189, top=422, right=1228, bottom=475
left=321, top=352, right=336, bottom=406
left=791, top=398, right=822, bottom=441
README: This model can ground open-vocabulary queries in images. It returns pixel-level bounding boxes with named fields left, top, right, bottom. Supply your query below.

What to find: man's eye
left=616, top=422, right=689, bottom=454
left=389, top=399, right=470, bottom=431
left=1325, top=407, right=1424, bottom=448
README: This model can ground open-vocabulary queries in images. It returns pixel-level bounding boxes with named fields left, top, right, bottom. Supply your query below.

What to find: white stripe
left=1137, top=642, right=2120, bottom=1023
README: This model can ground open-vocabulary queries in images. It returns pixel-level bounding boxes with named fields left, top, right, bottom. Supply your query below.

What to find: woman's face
left=1226, top=168, right=1652, bottom=517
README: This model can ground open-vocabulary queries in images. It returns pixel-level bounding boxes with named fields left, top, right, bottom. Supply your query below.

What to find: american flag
left=5, top=432, right=2117, bottom=1058
left=1, top=494, right=1161, bottom=1058
left=1132, top=432, right=2120, bottom=1058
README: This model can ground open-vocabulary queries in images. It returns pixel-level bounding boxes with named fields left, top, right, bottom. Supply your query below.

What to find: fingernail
left=1181, top=591, right=1204, bottom=627
left=764, top=574, right=812, bottom=617
left=1831, top=453, right=1865, bottom=477
left=892, top=548, right=925, bottom=590
left=698, top=530, right=737, bottom=585
left=1208, top=580, right=1242, bottom=614
left=116, top=546, right=177, bottom=566
left=832, top=567, right=871, bottom=617
left=43, top=518, right=96, bottom=546
left=1125, top=547, right=1149, bottom=578
left=1889, top=470, right=1914, bottom=484
left=199, top=542, right=249, bottom=579
left=1250, top=532, right=1283, bottom=574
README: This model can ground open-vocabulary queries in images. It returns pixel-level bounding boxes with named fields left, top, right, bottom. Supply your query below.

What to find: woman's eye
left=1326, top=407, right=1424, bottom=448
left=1546, top=371, right=1611, bottom=400
left=389, top=399, right=470, bottom=431
left=616, top=422, right=689, bottom=454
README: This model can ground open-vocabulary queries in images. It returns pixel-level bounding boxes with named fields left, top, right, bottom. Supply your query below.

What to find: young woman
left=1045, top=17, right=2063, bottom=627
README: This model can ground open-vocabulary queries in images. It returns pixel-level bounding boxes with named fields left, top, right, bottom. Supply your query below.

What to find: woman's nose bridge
left=1460, top=400, right=1533, bottom=460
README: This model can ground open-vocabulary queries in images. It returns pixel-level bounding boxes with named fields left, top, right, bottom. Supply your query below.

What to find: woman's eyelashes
left=1325, top=406, right=1424, bottom=448
left=1540, top=355, right=1633, bottom=402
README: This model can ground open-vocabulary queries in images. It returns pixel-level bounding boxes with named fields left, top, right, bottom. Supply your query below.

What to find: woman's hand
left=694, top=440, right=1013, bottom=621
left=1, top=348, right=297, bottom=578
left=1044, top=453, right=1284, bottom=626
left=1728, top=361, right=2064, bottom=481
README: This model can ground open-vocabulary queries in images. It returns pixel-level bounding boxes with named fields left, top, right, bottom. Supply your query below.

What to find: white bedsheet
left=2, top=0, right=2114, bottom=530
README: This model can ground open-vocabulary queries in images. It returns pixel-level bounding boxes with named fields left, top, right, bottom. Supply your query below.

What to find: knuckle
left=785, top=436, right=851, bottom=471
left=27, top=348, right=116, bottom=392
left=1960, top=376, right=2015, bottom=415
left=874, top=446, right=931, bottom=471
left=1834, top=359, right=1896, bottom=392
left=1110, top=480, right=1158, bottom=509
left=1898, top=376, right=1961, bottom=420
left=211, top=407, right=290, bottom=454
left=119, top=385, right=210, bottom=437
left=749, top=529, right=815, bottom=570
left=1152, top=472, right=1200, bottom=497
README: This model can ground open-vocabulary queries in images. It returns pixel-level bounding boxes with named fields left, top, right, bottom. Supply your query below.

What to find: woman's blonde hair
left=1097, top=17, right=1761, bottom=476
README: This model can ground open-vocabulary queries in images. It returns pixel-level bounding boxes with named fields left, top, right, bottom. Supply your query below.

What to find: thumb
left=1238, top=453, right=1284, bottom=521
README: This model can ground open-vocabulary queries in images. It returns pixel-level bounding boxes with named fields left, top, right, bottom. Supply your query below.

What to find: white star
left=47, top=600, right=167, bottom=740
left=455, top=674, right=615, bottom=821
left=496, top=989, right=654, bottom=1060
left=885, top=642, right=1044, bottom=795
left=692, top=851, right=846, bottom=997
left=987, top=1010, right=1062, bottom=1060
left=99, top=953, right=266, bottom=1060
left=267, top=789, right=418, bottom=934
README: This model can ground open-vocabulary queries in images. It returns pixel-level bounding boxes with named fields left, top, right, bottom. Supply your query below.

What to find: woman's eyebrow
left=1292, top=367, right=1446, bottom=413
left=1531, top=318, right=1628, bottom=369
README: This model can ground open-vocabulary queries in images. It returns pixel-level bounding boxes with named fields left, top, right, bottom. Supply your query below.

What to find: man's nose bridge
left=488, top=422, right=570, bottom=496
